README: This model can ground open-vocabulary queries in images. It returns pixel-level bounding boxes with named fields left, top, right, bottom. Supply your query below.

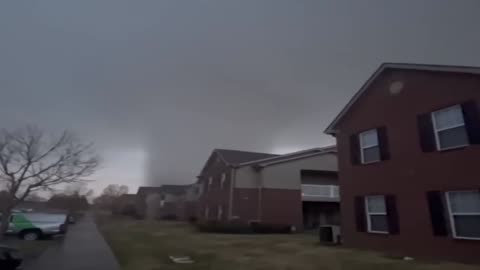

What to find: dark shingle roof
left=137, top=185, right=189, bottom=196
left=119, top=194, right=137, bottom=199
left=160, top=185, right=189, bottom=196
left=215, top=149, right=278, bottom=165
left=137, top=186, right=163, bottom=196
left=238, top=146, right=337, bottom=167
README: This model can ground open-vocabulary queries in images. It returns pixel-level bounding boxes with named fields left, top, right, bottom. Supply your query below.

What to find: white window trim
left=445, top=191, right=480, bottom=240
left=208, top=177, right=213, bottom=189
left=431, top=105, right=469, bottom=151
left=205, top=206, right=209, bottom=219
left=217, top=205, right=223, bottom=220
left=359, top=129, right=380, bottom=164
left=220, top=173, right=226, bottom=189
left=365, top=196, right=389, bottom=234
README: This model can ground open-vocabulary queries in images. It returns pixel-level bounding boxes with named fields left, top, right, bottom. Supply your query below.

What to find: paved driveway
left=24, top=213, right=120, bottom=270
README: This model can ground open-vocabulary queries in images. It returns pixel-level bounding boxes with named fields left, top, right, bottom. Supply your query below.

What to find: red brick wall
left=232, top=188, right=259, bottom=222
left=232, top=188, right=303, bottom=229
left=198, top=152, right=232, bottom=222
left=336, top=68, right=480, bottom=262
left=158, top=202, right=177, bottom=218
left=171, top=201, right=198, bottom=221
left=182, top=201, right=198, bottom=221
left=260, top=189, right=303, bottom=229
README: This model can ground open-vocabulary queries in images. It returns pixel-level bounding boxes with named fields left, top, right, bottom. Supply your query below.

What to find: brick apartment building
left=197, top=147, right=339, bottom=230
left=325, top=63, right=480, bottom=262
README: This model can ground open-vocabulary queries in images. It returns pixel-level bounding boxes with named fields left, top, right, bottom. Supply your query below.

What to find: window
left=207, top=176, right=213, bottom=191
left=204, top=206, right=209, bottom=219
left=431, top=105, right=469, bottom=150
left=217, top=205, right=223, bottom=220
left=359, top=129, right=380, bottom=164
left=350, top=127, right=390, bottom=165
left=220, top=173, right=226, bottom=189
left=365, top=195, right=388, bottom=233
left=446, top=190, right=480, bottom=240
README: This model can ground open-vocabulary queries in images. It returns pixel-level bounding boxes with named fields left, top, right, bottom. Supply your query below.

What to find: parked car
left=0, top=212, right=68, bottom=240
left=0, top=245, right=22, bottom=270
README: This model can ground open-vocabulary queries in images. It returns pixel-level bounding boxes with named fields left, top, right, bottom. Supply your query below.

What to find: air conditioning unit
left=319, top=225, right=341, bottom=244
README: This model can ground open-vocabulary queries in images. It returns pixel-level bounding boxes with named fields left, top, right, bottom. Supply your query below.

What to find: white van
left=1, top=212, right=68, bottom=240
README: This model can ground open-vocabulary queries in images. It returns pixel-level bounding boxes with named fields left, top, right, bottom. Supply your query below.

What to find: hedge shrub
left=250, top=222, right=293, bottom=234
left=196, top=221, right=293, bottom=234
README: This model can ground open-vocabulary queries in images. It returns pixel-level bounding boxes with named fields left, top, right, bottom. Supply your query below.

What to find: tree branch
left=0, top=126, right=99, bottom=205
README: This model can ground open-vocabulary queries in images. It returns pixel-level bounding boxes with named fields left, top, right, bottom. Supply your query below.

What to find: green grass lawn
left=96, top=214, right=480, bottom=270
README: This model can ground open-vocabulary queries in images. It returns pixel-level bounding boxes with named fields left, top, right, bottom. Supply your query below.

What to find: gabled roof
left=236, top=145, right=337, bottom=168
left=214, top=149, right=278, bottom=165
left=160, top=185, right=190, bottom=196
left=119, top=194, right=137, bottom=199
left=324, top=62, right=480, bottom=135
left=137, top=186, right=163, bottom=196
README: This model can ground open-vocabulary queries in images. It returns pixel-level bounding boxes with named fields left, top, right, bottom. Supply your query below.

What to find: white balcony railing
left=301, top=184, right=339, bottom=200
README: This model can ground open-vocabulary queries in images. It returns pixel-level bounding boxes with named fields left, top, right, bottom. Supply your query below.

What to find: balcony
left=301, top=184, right=340, bottom=202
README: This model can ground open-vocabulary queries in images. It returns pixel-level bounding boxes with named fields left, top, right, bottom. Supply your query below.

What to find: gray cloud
left=1, top=0, right=480, bottom=190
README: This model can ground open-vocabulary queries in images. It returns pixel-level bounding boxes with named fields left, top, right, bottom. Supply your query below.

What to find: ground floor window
left=446, top=190, right=480, bottom=240
left=204, top=206, right=209, bottom=219
left=217, top=205, right=223, bottom=220
left=365, top=195, right=388, bottom=233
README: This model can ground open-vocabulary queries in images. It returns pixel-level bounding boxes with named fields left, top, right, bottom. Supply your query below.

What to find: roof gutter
left=324, top=62, right=480, bottom=135
left=254, top=150, right=337, bottom=168
left=235, top=146, right=336, bottom=168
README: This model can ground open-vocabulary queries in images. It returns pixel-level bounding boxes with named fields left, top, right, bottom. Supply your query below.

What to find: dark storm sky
left=1, top=0, right=480, bottom=192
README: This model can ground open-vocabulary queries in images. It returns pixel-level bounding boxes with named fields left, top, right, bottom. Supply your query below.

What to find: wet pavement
left=24, top=213, right=120, bottom=270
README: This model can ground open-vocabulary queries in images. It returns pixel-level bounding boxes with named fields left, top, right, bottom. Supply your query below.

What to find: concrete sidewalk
left=25, top=213, right=120, bottom=270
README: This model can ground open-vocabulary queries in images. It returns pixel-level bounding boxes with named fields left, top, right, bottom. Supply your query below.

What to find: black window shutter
left=417, top=113, right=436, bottom=152
left=354, top=196, right=366, bottom=232
left=385, top=195, right=400, bottom=234
left=377, top=127, right=390, bottom=161
left=350, top=134, right=360, bottom=165
left=426, top=191, right=448, bottom=236
left=462, top=100, right=480, bottom=145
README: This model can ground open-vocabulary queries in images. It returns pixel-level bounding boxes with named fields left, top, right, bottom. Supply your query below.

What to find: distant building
left=136, top=185, right=190, bottom=219
left=113, top=194, right=137, bottom=216
left=174, top=183, right=201, bottom=221
left=156, top=185, right=190, bottom=219
left=197, top=147, right=339, bottom=230
left=136, top=186, right=164, bottom=219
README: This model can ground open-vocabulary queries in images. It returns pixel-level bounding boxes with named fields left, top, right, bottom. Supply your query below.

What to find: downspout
left=257, top=167, right=263, bottom=222
left=228, top=167, right=236, bottom=220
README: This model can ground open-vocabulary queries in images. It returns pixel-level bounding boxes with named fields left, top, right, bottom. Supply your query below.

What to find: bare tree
left=0, top=126, right=99, bottom=240
left=93, top=184, right=128, bottom=211
left=101, top=184, right=129, bottom=197
left=62, top=182, right=94, bottom=199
